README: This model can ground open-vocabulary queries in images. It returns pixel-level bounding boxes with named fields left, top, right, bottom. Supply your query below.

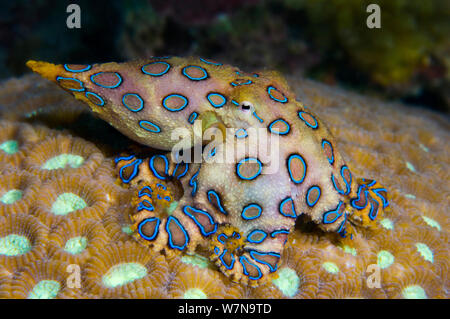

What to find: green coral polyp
left=51, top=192, right=87, bottom=216
left=184, top=288, right=207, bottom=299
left=341, top=245, right=357, bottom=256
left=0, top=189, right=23, bottom=204
left=377, top=250, right=394, bottom=269
left=181, top=254, right=211, bottom=269
left=28, top=280, right=61, bottom=299
left=421, top=216, right=441, bottom=231
left=0, top=234, right=32, bottom=256
left=405, top=161, right=416, bottom=173
left=415, top=243, right=433, bottom=263
left=41, top=153, right=84, bottom=170
left=322, top=262, right=339, bottom=274
left=402, top=285, right=427, bottom=299
left=102, top=262, right=147, bottom=288
left=380, top=218, right=394, bottom=230
left=121, top=225, right=133, bottom=235
left=272, top=267, right=300, bottom=297
left=0, top=140, right=19, bottom=154
left=64, top=236, right=88, bottom=255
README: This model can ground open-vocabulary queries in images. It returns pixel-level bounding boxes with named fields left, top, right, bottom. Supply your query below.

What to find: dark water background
left=0, top=0, right=448, bottom=112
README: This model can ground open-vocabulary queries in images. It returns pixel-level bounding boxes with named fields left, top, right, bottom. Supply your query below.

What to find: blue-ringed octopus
left=27, top=56, right=389, bottom=286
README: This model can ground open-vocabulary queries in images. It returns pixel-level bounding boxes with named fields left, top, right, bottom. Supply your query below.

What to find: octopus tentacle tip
left=26, top=60, right=59, bottom=82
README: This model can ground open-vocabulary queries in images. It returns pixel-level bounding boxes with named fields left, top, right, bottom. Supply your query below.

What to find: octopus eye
left=241, top=101, right=253, bottom=112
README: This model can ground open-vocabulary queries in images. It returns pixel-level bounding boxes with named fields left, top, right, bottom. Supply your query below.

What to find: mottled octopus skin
left=27, top=57, right=389, bottom=286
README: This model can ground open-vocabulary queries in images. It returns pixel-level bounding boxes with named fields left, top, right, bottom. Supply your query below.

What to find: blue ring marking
left=246, top=230, right=267, bottom=244
left=253, top=73, right=259, bottom=78
left=63, top=64, right=92, bottom=73
left=166, top=216, right=189, bottom=251
left=90, top=72, right=122, bottom=89
left=337, top=212, right=348, bottom=235
left=189, top=167, right=200, bottom=197
left=231, top=79, right=253, bottom=87
left=217, top=233, right=228, bottom=245
left=156, top=183, right=166, bottom=190
left=207, top=190, right=228, bottom=215
left=137, top=199, right=154, bottom=212
left=114, top=155, right=135, bottom=164
left=138, top=186, right=153, bottom=198
left=232, top=232, right=241, bottom=239
left=321, top=139, right=334, bottom=165
left=207, top=147, right=216, bottom=159
left=267, top=86, right=288, bottom=103
left=341, top=165, right=352, bottom=195
left=164, top=196, right=171, bottom=202
left=364, top=179, right=376, bottom=187
left=249, top=250, right=280, bottom=272
left=141, top=61, right=170, bottom=76
left=188, top=112, right=198, bottom=124
left=306, top=186, right=321, bottom=207
left=149, top=155, right=169, bottom=180
left=231, top=100, right=240, bottom=106
left=85, top=91, right=105, bottom=106
left=119, top=159, right=142, bottom=184
left=331, top=174, right=344, bottom=195
left=236, top=157, right=263, bottom=181
left=235, top=128, right=248, bottom=139
left=152, top=56, right=171, bottom=59
left=268, top=119, right=290, bottom=135
left=138, top=217, right=160, bottom=241
left=239, top=256, right=262, bottom=280
left=206, top=93, right=227, bottom=108
left=183, top=206, right=217, bottom=237
left=138, top=120, right=161, bottom=133
left=350, top=185, right=368, bottom=210
left=199, top=58, right=222, bottom=66
left=56, top=76, right=85, bottom=92
left=214, top=247, right=220, bottom=255
left=252, top=112, right=264, bottom=123
left=373, top=188, right=389, bottom=208
left=287, top=154, right=307, bottom=184
left=241, top=203, right=262, bottom=220
left=219, top=249, right=235, bottom=270
left=322, top=201, right=344, bottom=224
left=173, top=162, right=189, bottom=179
left=270, top=229, right=290, bottom=238
left=368, top=196, right=380, bottom=221
left=298, top=111, right=318, bottom=129
left=279, top=197, right=297, bottom=218
left=162, top=94, right=188, bottom=112
left=157, top=194, right=162, bottom=200
left=332, top=165, right=352, bottom=195
left=182, top=65, right=208, bottom=81
left=122, top=93, right=144, bottom=112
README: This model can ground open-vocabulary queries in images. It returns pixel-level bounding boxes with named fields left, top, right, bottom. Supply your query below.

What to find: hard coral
left=23, top=135, right=104, bottom=180
left=0, top=73, right=448, bottom=298
left=0, top=213, right=48, bottom=274
left=83, top=241, right=169, bottom=298
left=32, top=174, right=109, bottom=227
